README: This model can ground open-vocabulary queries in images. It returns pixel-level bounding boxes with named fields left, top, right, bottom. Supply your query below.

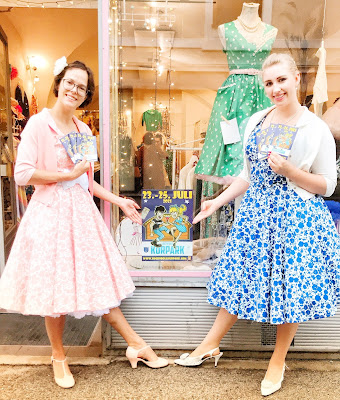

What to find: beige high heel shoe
left=261, top=364, right=288, bottom=396
left=126, top=345, right=169, bottom=369
left=51, top=357, right=75, bottom=389
left=174, top=347, right=223, bottom=367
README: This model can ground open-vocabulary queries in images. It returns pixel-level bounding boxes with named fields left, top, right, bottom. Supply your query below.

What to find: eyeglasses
left=62, top=78, right=88, bottom=97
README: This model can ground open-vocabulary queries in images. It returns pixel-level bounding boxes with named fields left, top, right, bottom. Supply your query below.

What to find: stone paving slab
left=0, top=359, right=339, bottom=400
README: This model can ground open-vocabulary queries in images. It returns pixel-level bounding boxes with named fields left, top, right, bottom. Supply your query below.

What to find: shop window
left=108, top=0, right=340, bottom=274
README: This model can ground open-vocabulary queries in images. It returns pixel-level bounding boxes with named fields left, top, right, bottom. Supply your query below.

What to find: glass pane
left=110, top=0, right=234, bottom=273
left=110, top=0, right=340, bottom=272
left=0, top=34, right=15, bottom=236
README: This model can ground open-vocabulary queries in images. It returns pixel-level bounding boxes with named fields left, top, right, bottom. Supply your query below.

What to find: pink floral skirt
left=0, top=184, right=135, bottom=318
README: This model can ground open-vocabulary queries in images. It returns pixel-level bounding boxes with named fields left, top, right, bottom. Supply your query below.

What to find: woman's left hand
left=119, top=198, right=142, bottom=224
left=267, top=152, right=295, bottom=177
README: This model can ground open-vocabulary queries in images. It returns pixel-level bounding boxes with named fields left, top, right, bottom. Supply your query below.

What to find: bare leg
left=103, top=307, right=158, bottom=361
left=175, top=232, right=182, bottom=243
left=45, top=316, right=72, bottom=378
left=265, top=323, right=299, bottom=383
left=190, top=308, right=238, bottom=357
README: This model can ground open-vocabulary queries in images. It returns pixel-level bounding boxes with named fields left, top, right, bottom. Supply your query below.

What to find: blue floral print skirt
left=207, top=122, right=340, bottom=324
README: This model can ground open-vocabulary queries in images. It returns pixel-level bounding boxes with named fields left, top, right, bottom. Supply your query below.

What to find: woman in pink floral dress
left=0, top=58, right=168, bottom=389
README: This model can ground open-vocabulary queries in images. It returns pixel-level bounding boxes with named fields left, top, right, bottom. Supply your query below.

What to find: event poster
left=141, top=190, right=193, bottom=261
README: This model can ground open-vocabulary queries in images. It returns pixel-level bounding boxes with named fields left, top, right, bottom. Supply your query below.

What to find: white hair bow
left=53, top=56, right=68, bottom=76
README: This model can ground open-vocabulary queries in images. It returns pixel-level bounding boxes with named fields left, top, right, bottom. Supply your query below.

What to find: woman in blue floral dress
left=175, top=54, right=340, bottom=397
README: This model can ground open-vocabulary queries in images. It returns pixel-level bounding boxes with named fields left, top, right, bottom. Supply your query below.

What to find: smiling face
left=263, top=62, right=300, bottom=108
left=57, top=68, right=88, bottom=110
left=171, top=210, right=178, bottom=218
left=155, top=137, right=162, bottom=146
left=155, top=210, right=164, bottom=219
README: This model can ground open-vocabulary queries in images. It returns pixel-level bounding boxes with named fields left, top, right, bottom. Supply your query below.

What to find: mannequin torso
left=218, top=2, right=277, bottom=50
left=195, top=4, right=277, bottom=180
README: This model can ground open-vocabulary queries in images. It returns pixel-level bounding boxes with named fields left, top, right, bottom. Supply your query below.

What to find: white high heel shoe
left=51, top=357, right=75, bottom=389
left=261, top=364, right=287, bottom=396
left=174, top=347, right=223, bottom=367
left=126, top=345, right=169, bottom=369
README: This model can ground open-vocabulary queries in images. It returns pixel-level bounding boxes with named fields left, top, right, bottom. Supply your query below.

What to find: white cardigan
left=238, top=106, right=337, bottom=200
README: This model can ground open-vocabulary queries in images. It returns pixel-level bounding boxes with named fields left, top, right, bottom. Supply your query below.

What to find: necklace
left=237, top=16, right=262, bottom=33
left=270, top=106, right=302, bottom=126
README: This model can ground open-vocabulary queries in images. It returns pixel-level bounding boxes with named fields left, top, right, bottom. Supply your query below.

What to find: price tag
left=220, top=117, right=241, bottom=145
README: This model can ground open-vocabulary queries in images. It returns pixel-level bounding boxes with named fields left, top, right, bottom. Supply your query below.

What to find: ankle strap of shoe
left=137, top=345, right=150, bottom=352
left=51, top=357, right=67, bottom=362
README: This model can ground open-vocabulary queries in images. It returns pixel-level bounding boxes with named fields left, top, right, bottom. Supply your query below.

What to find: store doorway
left=0, top=3, right=101, bottom=350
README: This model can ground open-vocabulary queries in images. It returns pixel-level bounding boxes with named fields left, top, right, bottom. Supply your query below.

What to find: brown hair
left=53, top=60, right=95, bottom=108
left=143, top=132, right=154, bottom=145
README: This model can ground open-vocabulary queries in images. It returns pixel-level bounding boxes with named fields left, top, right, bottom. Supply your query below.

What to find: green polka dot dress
left=195, top=22, right=277, bottom=181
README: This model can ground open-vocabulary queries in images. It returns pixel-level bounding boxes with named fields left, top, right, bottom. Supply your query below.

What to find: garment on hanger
left=31, top=94, right=38, bottom=115
left=15, top=85, right=30, bottom=128
left=142, top=109, right=162, bottom=131
left=195, top=21, right=276, bottom=182
left=312, top=43, right=328, bottom=118
left=178, top=155, right=199, bottom=189
left=186, top=165, right=197, bottom=191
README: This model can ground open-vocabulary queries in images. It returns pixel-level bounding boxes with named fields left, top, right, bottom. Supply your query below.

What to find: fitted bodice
left=223, top=21, right=277, bottom=71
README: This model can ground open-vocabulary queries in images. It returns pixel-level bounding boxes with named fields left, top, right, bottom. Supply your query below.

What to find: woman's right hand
left=69, top=159, right=90, bottom=180
left=193, top=199, right=218, bottom=224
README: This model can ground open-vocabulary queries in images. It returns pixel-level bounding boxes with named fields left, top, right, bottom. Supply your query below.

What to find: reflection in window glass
left=110, top=0, right=340, bottom=272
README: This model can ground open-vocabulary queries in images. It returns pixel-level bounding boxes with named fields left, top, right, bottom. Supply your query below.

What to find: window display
left=108, top=0, right=340, bottom=274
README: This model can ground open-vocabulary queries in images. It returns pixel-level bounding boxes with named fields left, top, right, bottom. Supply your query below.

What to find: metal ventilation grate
left=110, top=287, right=340, bottom=351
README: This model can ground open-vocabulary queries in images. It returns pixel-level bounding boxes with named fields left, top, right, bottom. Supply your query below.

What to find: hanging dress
left=0, top=118, right=135, bottom=318
left=207, top=120, right=340, bottom=324
left=195, top=21, right=277, bottom=182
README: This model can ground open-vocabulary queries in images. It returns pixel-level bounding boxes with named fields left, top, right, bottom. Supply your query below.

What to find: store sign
left=141, top=190, right=193, bottom=261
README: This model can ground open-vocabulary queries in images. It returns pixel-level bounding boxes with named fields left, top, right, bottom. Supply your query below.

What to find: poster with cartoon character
left=142, top=190, right=193, bottom=261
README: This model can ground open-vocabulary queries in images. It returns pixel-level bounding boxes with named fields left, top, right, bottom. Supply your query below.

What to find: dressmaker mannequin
left=195, top=2, right=278, bottom=182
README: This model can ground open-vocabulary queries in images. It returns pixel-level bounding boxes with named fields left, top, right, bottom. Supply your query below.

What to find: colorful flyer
left=256, top=127, right=271, bottom=160
left=260, top=125, right=276, bottom=156
left=259, top=123, right=299, bottom=160
left=142, top=190, right=193, bottom=261
left=69, top=132, right=79, bottom=157
left=76, top=132, right=87, bottom=159
left=78, top=135, right=98, bottom=162
left=60, top=134, right=77, bottom=163
left=269, top=124, right=299, bottom=159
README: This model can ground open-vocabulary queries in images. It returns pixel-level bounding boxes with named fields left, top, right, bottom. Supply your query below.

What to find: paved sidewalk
left=0, top=358, right=339, bottom=400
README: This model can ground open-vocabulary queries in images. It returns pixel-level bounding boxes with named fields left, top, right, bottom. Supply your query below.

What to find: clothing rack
left=168, top=138, right=203, bottom=189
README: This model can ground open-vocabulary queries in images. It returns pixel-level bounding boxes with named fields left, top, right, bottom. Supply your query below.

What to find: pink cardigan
left=15, top=108, right=94, bottom=206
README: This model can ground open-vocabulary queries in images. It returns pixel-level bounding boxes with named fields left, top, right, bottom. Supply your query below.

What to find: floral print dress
left=207, top=121, right=340, bottom=324
left=0, top=128, right=135, bottom=318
